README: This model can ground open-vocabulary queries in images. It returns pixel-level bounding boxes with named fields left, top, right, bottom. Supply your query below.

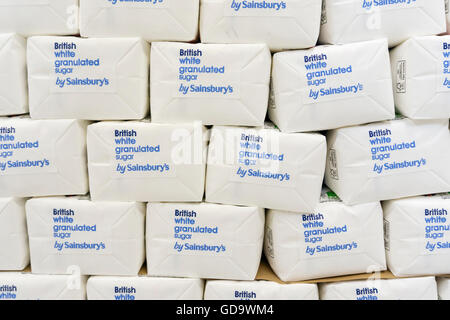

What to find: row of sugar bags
left=4, top=34, right=273, bottom=123
left=0, top=269, right=449, bottom=300
left=1, top=191, right=449, bottom=282
left=0, top=0, right=448, bottom=49
left=0, top=117, right=448, bottom=209
left=0, top=196, right=262, bottom=279
left=1, top=34, right=449, bottom=126
left=204, top=276, right=450, bottom=300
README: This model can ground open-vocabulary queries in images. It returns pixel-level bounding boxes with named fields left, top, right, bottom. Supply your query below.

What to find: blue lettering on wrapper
left=362, top=0, right=417, bottom=10
left=0, top=285, right=17, bottom=300
left=109, top=0, right=164, bottom=5
left=230, top=0, right=287, bottom=12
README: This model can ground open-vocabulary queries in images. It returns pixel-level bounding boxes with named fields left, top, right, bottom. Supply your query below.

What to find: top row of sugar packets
left=3, top=38, right=450, bottom=128
left=0, top=0, right=448, bottom=49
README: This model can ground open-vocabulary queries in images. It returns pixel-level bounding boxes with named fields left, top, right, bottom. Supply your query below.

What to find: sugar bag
left=199, top=0, right=322, bottom=51
left=0, top=0, right=79, bottom=36
left=204, top=280, right=319, bottom=300
left=319, top=277, right=438, bottom=300
left=390, top=35, right=450, bottom=119
left=325, top=118, right=450, bottom=205
left=80, top=0, right=199, bottom=42
left=27, top=36, right=149, bottom=120
left=383, top=193, right=450, bottom=277
left=0, top=34, right=27, bottom=116
left=150, top=42, right=271, bottom=126
left=0, top=117, right=88, bottom=197
left=438, top=277, right=450, bottom=300
left=0, top=271, right=86, bottom=300
left=146, top=202, right=265, bottom=280
left=206, top=125, right=326, bottom=212
left=264, top=189, right=386, bottom=281
left=320, top=0, right=446, bottom=47
left=87, top=275, right=204, bottom=300
left=87, top=121, right=206, bottom=202
left=0, top=198, right=28, bottom=271
left=26, top=197, right=145, bottom=276
left=269, top=39, right=394, bottom=132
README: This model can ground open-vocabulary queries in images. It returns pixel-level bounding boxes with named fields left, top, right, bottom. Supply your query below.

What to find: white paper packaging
left=0, top=117, right=88, bottom=197
left=319, top=277, right=438, bottom=300
left=0, top=272, right=87, bottom=300
left=445, top=0, right=450, bottom=35
left=383, top=193, right=450, bottom=277
left=390, top=35, right=450, bottom=119
left=87, top=276, right=204, bottom=300
left=438, top=277, right=450, bottom=300
left=269, top=39, right=394, bottom=132
left=206, top=125, right=326, bottom=212
left=0, top=0, right=79, bottom=37
left=199, top=0, right=322, bottom=51
left=87, top=121, right=206, bottom=202
left=325, top=118, right=450, bottom=205
left=80, top=0, right=199, bottom=42
left=204, top=280, right=319, bottom=300
left=0, top=34, right=27, bottom=116
left=264, top=189, right=386, bottom=282
left=151, top=42, right=271, bottom=126
left=26, top=197, right=145, bottom=276
left=0, top=198, right=28, bottom=271
left=146, top=202, right=265, bottom=280
left=27, top=36, right=150, bottom=120
left=320, top=0, right=446, bottom=47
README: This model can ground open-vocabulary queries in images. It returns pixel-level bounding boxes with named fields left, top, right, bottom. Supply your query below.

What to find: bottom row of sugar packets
left=0, top=269, right=448, bottom=300
left=0, top=192, right=449, bottom=300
